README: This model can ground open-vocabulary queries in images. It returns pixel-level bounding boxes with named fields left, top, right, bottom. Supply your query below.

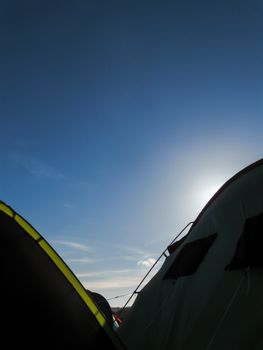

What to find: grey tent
left=0, top=201, right=125, bottom=348
left=118, top=159, right=263, bottom=350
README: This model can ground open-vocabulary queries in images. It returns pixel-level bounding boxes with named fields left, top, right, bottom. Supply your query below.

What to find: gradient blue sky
left=0, top=0, right=262, bottom=306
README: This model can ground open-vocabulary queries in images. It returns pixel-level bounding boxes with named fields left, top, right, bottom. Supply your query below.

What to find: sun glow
left=195, top=182, right=223, bottom=211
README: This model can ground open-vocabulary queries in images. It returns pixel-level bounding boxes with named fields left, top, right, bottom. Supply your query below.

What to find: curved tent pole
left=119, top=221, right=194, bottom=315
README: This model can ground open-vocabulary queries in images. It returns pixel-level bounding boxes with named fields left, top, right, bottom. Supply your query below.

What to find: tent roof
left=191, top=159, right=263, bottom=230
left=118, top=159, right=263, bottom=350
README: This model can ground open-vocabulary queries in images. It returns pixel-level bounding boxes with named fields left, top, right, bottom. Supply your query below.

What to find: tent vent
left=167, top=235, right=188, bottom=255
left=226, top=212, right=263, bottom=270
left=163, top=233, right=217, bottom=280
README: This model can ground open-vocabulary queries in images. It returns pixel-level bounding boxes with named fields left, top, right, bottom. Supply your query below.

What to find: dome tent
left=118, top=159, right=263, bottom=350
left=0, top=201, right=125, bottom=348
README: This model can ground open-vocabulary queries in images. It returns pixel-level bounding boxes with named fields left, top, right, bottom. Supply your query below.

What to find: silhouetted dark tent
left=0, top=201, right=125, bottom=348
left=87, top=289, right=114, bottom=326
left=118, top=159, right=263, bottom=350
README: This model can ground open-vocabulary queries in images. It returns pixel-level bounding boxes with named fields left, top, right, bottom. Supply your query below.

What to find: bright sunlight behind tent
left=196, top=182, right=223, bottom=209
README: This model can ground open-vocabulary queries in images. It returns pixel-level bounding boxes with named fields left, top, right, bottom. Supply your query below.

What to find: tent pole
left=119, top=221, right=194, bottom=315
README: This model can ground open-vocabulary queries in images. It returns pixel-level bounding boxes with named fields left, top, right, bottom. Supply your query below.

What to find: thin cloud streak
left=9, top=153, right=92, bottom=190
left=66, top=257, right=95, bottom=264
left=52, top=240, right=93, bottom=252
left=83, top=275, right=141, bottom=290
left=51, top=237, right=161, bottom=302
left=63, top=203, right=74, bottom=209
left=137, top=257, right=156, bottom=268
left=10, top=153, right=65, bottom=179
left=95, top=241, right=153, bottom=259
left=77, top=269, right=134, bottom=279
left=52, top=238, right=157, bottom=264
left=82, top=267, right=160, bottom=292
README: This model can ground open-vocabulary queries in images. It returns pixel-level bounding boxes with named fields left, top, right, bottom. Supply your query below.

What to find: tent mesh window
left=226, top=212, right=263, bottom=270
left=163, top=234, right=217, bottom=280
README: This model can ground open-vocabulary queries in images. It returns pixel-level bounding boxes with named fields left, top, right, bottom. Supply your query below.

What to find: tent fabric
left=0, top=202, right=125, bottom=348
left=118, top=159, right=263, bottom=350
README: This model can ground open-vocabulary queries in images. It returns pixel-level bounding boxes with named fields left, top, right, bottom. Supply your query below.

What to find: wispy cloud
left=98, top=242, right=151, bottom=259
left=52, top=240, right=93, bottom=252
left=66, top=257, right=95, bottom=264
left=68, top=180, right=93, bottom=190
left=50, top=238, right=162, bottom=306
left=114, top=243, right=148, bottom=256
left=9, top=153, right=96, bottom=194
left=63, top=203, right=74, bottom=209
left=83, top=275, right=141, bottom=290
left=137, top=257, right=156, bottom=268
left=77, top=269, right=134, bottom=279
left=47, top=239, right=163, bottom=308
left=11, top=153, right=64, bottom=179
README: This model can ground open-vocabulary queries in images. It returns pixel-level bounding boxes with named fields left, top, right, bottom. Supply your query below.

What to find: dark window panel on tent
left=163, top=234, right=217, bottom=280
left=167, top=235, right=188, bottom=255
left=225, top=212, right=263, bottom=270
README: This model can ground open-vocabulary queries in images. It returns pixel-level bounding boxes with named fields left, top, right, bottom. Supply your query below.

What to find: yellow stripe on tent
left=38, top=239, right=106, bottom=328
left=15, top=214, right=41, bottom=240
left=0, top=202, right=14, bottom=218
left=0, top=202, right=41, bottom=240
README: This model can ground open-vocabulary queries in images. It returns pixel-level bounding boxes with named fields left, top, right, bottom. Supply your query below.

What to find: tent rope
left=106, top=293, right=132, bottom=302
left=119, top=221, right=194, bottom=315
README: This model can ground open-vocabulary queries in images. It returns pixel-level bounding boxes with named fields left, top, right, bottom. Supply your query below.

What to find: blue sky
left=0, top=0, right=262, bottom=306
